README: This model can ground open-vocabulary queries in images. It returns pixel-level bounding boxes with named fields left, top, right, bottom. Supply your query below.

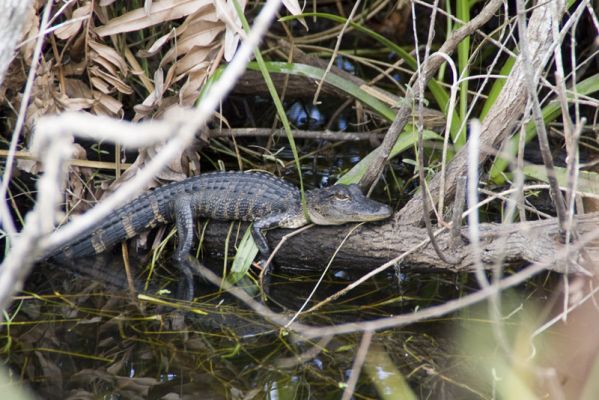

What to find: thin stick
left=259, top=224, right=313, bottom=278
left=312, top=0, right=362, bottom=105
left=341, top=330, right=373, bottom=400
left=467, top=120, right=489, bottom=288
left=306, top=226, right=447, bottom=314
left=0, top=0, right=53, bottom=239
left=450, top=175, right=467, bottom=249
left=120, top=242, right=138, bottom=306
left=412, top=0, right=457, bottom=265
left=286, top=223, right=364, bottom=327
left=209, top=127, right=382, bottom=141
left=515, top=0, right=568, bottom=232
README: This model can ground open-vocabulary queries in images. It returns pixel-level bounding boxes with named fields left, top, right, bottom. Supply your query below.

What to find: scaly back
left=45, top=171, right=300, bottom=262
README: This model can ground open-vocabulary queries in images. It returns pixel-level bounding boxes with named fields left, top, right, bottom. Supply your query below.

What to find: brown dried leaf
left=64, top=78, right=93, bottom=98
left=89, top=65, right=134, bottom=94
left=0, top=54, right=27, bottom=101
left=132, top=103, right=156, bottom=121
left=173, top=46, right=212, bottom=76
left=55, top=93, right=95, bottom=111
left=177, top=17, right=223, bottom=44
left=137, top=28, right=177, bottom=58
left=179, top=5, right=221, bottom=31
left=153, top=67, right=165, bottom=98
left=65, top=143, right=94, bottom=214
left=54, top=3, right=93, bottom=40
left=161, top=21, right=223, bottom=65
left=92, top=91, right=124, bottom=116
left=104, top=140, right=191, bottom=199
left=25, top=62, right=59, bottom=129
left=138, top=5, right=214, bottom=58
left=132, top=69, right=165, bottom=121
left=62, top=59, right=88, bottom=76
left=164, top=62, right=177, bottom=89
left=147, top=143, right=187, bottom=181
left=60, top=79, right=96, bottom=112
left=20, top=6, right=40, bottom=63
left=90, top=76, right=111, bottom=94
left=282, top=0, right=307, bottom=29
left=125, top=4, right=222, bottom=119
left=88, top=40, right=129, bottom=75
left=178, top=67, right=209, bottom=106
left=102, top=144, right=187, bottom=198
left=214, top=0, right=245, bottom=61
left=91, top=53, right=119, bottom=77
left=95, top=0, right=212, bottom=36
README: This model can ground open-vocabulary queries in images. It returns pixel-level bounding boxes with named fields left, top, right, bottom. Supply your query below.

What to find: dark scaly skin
left=45, top=171, right=393, bottom=299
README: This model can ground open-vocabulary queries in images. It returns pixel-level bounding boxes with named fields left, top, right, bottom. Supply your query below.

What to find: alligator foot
left=175, top=256, right=196, bottom=301
left=258, top=257, right=275, bottom=297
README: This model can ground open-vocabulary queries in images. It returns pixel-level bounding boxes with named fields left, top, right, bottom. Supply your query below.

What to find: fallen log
left=200, top=212, right=599, bottom=274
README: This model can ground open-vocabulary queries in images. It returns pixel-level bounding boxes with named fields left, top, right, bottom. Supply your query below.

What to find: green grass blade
left=490, top=73, right=599, bottom=183
left=522, top=164, right=599, bottom=196
left=279, top=12, right=459, bottom=131
left=455, top=0, right=471, bottom=148
left=247, top=61, right=396, bottom=121
left=196, top=66, right=225, bottom=105
left=479, top=55, right=516, bottom=121
left=228, top=226, right=259, bottom=284
left=338, top=127, right=442, bottom=185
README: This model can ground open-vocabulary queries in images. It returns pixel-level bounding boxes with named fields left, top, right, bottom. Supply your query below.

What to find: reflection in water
left=9, top=254, right=556, bottom=399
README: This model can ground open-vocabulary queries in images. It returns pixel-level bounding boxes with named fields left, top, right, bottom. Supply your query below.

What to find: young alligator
left=45, top=171, right=393, bottom=298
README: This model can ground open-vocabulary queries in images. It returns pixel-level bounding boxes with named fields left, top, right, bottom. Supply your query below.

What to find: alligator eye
left=334, top=193, right=350, bottom=201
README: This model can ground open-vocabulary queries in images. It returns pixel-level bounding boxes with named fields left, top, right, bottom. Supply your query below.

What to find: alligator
left=45, top=171, right=393, bottom=299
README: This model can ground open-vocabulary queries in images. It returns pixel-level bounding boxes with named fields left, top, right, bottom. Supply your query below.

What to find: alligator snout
left=347, top=189, right=393, bottom=222
left=362, top=201, right=393, bottom=221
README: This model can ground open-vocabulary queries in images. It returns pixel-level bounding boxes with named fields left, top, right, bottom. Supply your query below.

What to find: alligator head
left=305, top=184, right=393, bottom=225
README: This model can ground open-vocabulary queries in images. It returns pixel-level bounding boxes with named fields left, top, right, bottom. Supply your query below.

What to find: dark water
left=2, top=255, right=558, bottom=399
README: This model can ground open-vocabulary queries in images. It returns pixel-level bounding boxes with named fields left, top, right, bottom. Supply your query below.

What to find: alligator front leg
left=252, top=218, right=276, bottom=257
left=252, top=213, right=288, bottom=287
left=172, top=195, right=196, bottom=300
